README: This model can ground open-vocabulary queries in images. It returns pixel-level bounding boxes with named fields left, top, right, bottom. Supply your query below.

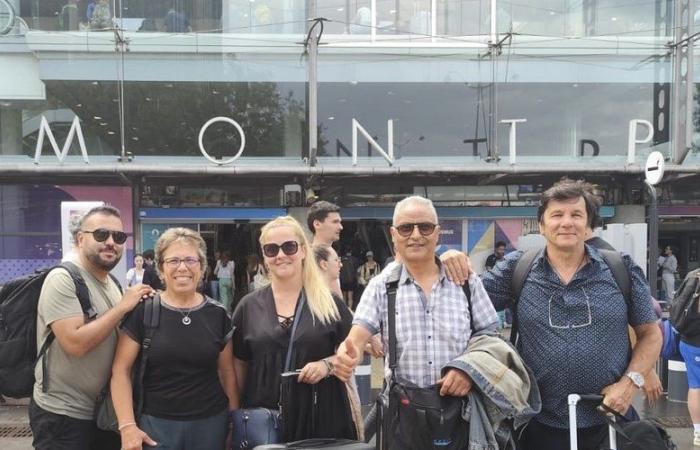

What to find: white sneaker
left=694, top=431, right=700, bottom=446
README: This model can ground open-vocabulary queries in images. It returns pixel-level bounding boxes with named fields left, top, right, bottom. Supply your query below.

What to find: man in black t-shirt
left=484, top=241, right=506, bottom=272
left=141, top=249, right=163, bottom=291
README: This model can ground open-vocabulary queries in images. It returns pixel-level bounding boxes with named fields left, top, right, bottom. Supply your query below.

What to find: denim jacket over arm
left=443, top=334, right=541, bottom=450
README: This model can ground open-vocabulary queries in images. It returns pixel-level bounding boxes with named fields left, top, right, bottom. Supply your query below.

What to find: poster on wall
left=436, top=220, right=463, bottom=256
left=61, top=201, right=128, bottom=288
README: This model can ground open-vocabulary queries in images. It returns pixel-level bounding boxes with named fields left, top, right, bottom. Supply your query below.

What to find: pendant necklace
left=549, top=252, right=587, bottom=284
left=164, top=294, right=196, bottom=325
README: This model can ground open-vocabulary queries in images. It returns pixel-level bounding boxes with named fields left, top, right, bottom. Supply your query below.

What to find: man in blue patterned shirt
left=442, top=179, right=662, bottom=450
left=333, top=196, right=498, bottom=395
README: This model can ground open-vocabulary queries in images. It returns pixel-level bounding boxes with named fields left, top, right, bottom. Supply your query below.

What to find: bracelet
left=118, top=422, right=136, bottom=431
left=322, top=357, right=335, bottom=378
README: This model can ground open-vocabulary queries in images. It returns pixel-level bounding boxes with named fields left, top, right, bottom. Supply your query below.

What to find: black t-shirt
left=121, top=295, right=232, bottom=420
left=141, top=265, right=163, bottom=290
left=232, top=286, right=356, bottom=441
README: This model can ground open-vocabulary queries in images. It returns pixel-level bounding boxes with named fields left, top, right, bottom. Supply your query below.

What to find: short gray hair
left=392, top=196, right=438, bottom=225
left=70, top=205, right=122, bottom=242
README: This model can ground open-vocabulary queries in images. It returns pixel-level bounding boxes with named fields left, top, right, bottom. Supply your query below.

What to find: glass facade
left=0, top=0, right=693, bottom=167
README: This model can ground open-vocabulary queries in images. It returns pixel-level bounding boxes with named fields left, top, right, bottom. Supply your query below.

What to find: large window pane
left=120, top=80, right=306, bottom=158
left=498, top=0, right=668, bottom=37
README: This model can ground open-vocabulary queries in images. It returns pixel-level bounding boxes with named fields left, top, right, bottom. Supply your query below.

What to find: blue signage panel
left=139, top=208, right=287, bottom=221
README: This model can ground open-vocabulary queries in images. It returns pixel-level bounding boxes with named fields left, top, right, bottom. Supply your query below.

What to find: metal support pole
left=672, top=0, right=695, bottom=164
left=307, top=2, right=319, bottom=166
left=647, top=181, right=659, bottom=297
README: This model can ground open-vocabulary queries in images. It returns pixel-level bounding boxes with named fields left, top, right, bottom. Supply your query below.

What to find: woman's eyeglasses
left=81, top=228, right=128, bottom=245
left=262, top=241, right=299, bottom=258
left=163, top=257, right=201, bottom=268
left=393, top=222, right=437, bottom=237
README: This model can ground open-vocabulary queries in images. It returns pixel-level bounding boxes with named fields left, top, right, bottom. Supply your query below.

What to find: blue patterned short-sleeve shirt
left=482, top=244, right=657, bottom=429
left=353, top=260, right=499, bottom=388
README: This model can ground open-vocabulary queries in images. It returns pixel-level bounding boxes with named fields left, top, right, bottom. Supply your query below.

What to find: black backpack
left=0, top=262, right=120, bottom=398
left=509, top=247, right=631, bottom=345
left=668, top=269, right=700, bottom=336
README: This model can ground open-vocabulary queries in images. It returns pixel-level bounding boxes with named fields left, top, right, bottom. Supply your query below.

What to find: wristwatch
left=626, top=371, right=645, bottom=389
left=322, top=357, right=335, bottom=378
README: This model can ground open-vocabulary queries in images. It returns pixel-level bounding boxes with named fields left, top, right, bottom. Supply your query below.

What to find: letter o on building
left=198, top=116, right=246, bottom=165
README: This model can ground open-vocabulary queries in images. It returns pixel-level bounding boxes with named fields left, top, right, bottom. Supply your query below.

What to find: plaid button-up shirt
left=353, top=261, right=498, bottom=387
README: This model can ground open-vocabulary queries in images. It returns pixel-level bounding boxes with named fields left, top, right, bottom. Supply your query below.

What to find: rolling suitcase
left=253, top=438, right=374, bottom=449
left=568, top=394, right=617, bottom=450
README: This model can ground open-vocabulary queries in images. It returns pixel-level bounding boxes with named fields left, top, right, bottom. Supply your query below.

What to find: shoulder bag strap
left=386, top=279, right=399, bottom=373
left=461, top=281, right=474, bottom=335
left=509, top=248, right=542, bottom=346
left=284, top=291, right=307, bottom=372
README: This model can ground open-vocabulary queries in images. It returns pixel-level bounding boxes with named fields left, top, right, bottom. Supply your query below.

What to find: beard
left=86, top=248, right=121, bottom=271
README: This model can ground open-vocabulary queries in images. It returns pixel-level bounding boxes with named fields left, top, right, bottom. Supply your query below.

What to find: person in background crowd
left=59, top=0, right=79, bottom=30
left=125, top=253, right=144, bottom=287
left=658, top=245, right=678, bottom=301
left=141, top=249, right=163, bottom=291
left=357, top=250, right=380, bottom=291
left=164, top=1, right=190, bottom=32
left=440, top=178, right=662, bottom=450
left=89, top=0, right=112, bottom=30
left=214, top=251, right=235, bottom=312
left=314, top=245, right=343, bottom=298
left=246, top=253, right=267, bottom=292
left=111, top=227, right=238, bottom=450
left=484, top=241, right=506, bottom=271
left=29, top=206, right=151, bottom=450
left=307, top=201, right=343, bottom=248
left=232, top=217, right=356, bottom=446
left=674, top=269, right=700, bottom=446
left=339, top=248, right=359, bottom=310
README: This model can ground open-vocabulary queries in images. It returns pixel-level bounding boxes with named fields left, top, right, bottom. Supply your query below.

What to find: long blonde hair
left=259, top=216, right=339, bottom=325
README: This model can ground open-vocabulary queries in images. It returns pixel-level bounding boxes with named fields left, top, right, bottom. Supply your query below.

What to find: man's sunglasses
left=393, top=222, right=438, bottom=237
left=81, top=228, right=128, bottom=244
left=262, top=240, right=299, bottom=258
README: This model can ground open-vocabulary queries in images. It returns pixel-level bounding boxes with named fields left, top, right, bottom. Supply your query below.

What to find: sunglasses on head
left=81, top=228, right=128, bottom=244
left=394, top=222, right=438, bottom=237
left=262, top=240, right=299, bottom=258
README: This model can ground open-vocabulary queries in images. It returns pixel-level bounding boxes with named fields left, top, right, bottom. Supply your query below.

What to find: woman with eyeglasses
left=111, top=227, right=239, bottom=450
left=231, top=216, right=356, bottom=447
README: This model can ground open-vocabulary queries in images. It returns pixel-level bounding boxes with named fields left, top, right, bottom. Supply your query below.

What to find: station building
left=1, top=0, right=699, bottom=294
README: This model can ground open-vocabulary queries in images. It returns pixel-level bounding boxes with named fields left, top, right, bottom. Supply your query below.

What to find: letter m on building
left=34, top=116, right=90, bottom=164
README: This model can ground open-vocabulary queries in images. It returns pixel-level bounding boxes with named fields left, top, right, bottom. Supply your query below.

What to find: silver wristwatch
left=626, top=371, right=645, bottom=389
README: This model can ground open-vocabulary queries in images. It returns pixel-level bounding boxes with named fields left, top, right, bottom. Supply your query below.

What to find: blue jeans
left=139, top=409, right=228, bottom=450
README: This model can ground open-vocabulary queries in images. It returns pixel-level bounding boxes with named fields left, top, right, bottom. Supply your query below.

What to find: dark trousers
left=29, top=398, right=120, bottom=450
left=517, top=419, right=608, bottom=450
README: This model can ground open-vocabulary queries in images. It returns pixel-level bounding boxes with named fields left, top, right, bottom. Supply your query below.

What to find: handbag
left=95, top=296, right=161, bottom=432
left=597, top=404, right=676, bottom=450
left=231, top=293, right=306, bottom=449
left=376, top=274, right=470, bottom=450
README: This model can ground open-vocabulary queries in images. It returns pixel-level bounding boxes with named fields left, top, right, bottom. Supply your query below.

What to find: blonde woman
left=231, top=216, right=356, bottom=446
left=111, top=228, right=238, bottom=450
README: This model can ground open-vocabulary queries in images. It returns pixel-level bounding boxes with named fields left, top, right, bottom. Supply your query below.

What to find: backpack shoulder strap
left=59, top=261, right=97, bottom=321
left=509, top=248, right=542, bottom=346
left=107, top=273, right=124, bottom=295
left=597, top=249, right=632, bottom=311
left=511, top=249, right=541, bottom=302
left=134, top=294, right=161, bottom=416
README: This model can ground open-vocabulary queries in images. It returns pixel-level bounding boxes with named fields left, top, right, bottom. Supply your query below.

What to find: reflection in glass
left=121, top=81, right=305, bottom=158
left=320, top=0, right=371, bottom=35
left=497, top=0, right=665, bottom=37
left=318, top=81, right=667, bottom=160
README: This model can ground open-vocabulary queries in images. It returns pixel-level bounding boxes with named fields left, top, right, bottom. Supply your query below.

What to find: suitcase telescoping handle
left=567, top=394, right=617, bottom=450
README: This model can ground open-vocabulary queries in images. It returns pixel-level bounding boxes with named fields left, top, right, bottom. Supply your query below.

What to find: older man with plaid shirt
left=335, top=195, right=498, bottom=404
